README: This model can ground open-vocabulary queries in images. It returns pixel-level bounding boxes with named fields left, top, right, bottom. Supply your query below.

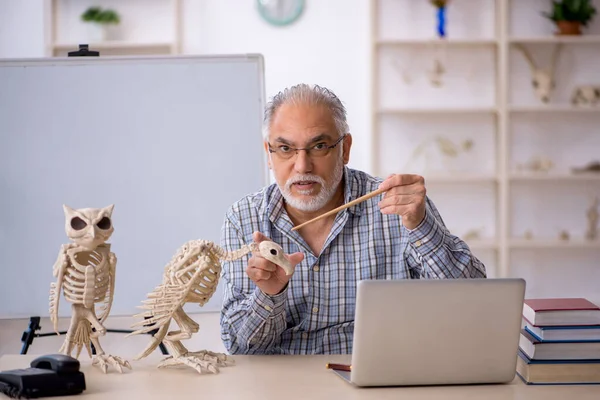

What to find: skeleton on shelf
left=392, top=41, right=477, bottom=88
left=571, top=85, right=600, bottom=106
left=516, top=155, right=554, bottom=174
left=127, top=239, right=293, bottom=374
left=49, top=204, right=130, bottom=373
left=514, top=43, right=563, bottom=103
left=402, top=136, right=474, bottom=175
left=463, top=227, right=484, bottom=241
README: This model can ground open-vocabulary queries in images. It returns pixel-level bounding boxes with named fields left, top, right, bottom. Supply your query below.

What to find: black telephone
left=0, top=354, right=85, bottom=398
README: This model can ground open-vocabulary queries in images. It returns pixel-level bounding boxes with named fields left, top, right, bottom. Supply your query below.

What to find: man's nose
left=293, top=149, right=313, bottom=173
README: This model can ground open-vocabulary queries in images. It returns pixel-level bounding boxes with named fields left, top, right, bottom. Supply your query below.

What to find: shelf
left=510, top=35, right=600, bottom=44
left=378, top=107, right=497, bottom=115
left=510, top=173, right=600, bottom=182
left=509, top=105, right=600, bottom=113
left=510, top=239, right=600, bottom=249
left=53, top=41, right=175, bottom=51
left=377, top=38, right=497, bottom=46
left=425, top=175, right=498, bottom=184
left=465, top=239, right=498, bottom=251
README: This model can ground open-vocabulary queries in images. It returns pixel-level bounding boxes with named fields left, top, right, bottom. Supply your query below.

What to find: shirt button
left=415, top=240, right=422, bottom=247
left=312, top=307, right=319, bottom=313
left=313, top=265, right=320, bottom=272
left=264, top=305, right=272, bottom=311
left=302, top=333, right=308, bottom=339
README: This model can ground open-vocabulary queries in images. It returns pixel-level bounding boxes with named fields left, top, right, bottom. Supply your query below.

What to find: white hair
left=263, top=84, right=349, bottom=140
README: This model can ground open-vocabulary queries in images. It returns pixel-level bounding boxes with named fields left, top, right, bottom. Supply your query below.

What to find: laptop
left=332, top=278, right=526, bottom=387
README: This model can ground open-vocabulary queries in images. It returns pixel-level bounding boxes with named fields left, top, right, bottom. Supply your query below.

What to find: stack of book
left=517, top=297, right=600, bottom=385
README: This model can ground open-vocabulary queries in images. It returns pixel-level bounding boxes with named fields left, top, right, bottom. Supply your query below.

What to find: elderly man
left=219, top=84, right=486, bottom=355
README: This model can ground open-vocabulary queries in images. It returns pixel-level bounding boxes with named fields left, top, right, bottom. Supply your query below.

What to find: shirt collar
left=342, top=166, right=364, bottom=216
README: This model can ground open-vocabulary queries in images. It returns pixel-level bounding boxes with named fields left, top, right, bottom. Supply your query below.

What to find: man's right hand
left=246, top=231, right=304, bottom=296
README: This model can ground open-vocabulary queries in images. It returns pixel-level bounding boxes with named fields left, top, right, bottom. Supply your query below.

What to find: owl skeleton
left=127, top=238, right=293, bottom=374
left=49, top=204, right=130, bottom=373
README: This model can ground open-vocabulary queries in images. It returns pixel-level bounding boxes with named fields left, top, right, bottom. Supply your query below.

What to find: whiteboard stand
left=19, top=316, right=169, bottom=356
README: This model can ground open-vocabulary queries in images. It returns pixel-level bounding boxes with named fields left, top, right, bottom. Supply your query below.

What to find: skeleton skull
left=258, top=240, right=295, bottom=275
left=515, top=44, right=562, bottom=104
left=572, top=85, right=600, bottom=105
left=531, top=69, right=556, bottom=103
left=63, top=204, right=114, bottom=250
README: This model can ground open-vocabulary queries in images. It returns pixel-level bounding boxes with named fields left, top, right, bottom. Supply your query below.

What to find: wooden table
left=2, top=354, right=600, bottom=399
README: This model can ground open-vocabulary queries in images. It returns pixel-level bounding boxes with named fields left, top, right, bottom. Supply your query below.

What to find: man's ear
left=343, top=134, right=352, bottom=165
left=263, top=140, right=272, bottom=169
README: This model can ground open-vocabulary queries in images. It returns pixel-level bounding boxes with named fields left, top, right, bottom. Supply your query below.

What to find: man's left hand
left=377, top=174, right=426, bottom=230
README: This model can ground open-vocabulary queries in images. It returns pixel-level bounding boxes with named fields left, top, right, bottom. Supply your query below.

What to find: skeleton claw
left=92, top=354, right=132, bottom=374
left=156, top=351, right=234, bottom=374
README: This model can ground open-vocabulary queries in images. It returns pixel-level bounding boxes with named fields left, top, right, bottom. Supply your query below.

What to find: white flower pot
left=86, top=23, right=106, bottom=43
left=104, top=25, right=120, bottom=41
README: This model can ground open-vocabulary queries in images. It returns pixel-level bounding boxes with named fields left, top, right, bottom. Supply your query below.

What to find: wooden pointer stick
left=291, top=187, right=387, bottom=231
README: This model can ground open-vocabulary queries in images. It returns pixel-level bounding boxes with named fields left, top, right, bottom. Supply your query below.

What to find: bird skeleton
left=127, top=239, right=293, bottom=374
left=49, top=204, right=131, bottom=374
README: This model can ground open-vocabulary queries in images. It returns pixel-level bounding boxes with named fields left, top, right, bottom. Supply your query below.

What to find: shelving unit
left=370, top=0, right=600, bottom=300
left=510, top=173, right=600, bottom=182
left=47, top=0, right=182, bottom=57
left=509, top=105, right=600, bottom=113
left=509, top=34, right=600, bottom=44
left=510, top=239, right=600, bottom=249
left=378, top=107, right=497, bottom=115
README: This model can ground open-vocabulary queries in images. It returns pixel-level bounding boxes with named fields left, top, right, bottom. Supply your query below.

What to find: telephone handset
left=0, top=354, right=86, bottom=398
left=30, top=354, right=82, bottom=375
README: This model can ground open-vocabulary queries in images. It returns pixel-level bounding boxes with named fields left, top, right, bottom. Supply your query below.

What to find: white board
left=0, top=54, right=267, bottom=319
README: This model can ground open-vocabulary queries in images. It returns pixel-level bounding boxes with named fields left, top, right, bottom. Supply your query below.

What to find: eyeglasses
left=268, top=134, right=346, bottom=160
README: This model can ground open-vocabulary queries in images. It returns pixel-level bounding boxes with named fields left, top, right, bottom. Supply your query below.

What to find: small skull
left=258, top=241, right=294, bottom=275
left=532, top=70, right=555, bottom=103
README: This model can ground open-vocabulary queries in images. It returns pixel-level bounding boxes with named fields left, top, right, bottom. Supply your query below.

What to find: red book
left=523, top=298, right=600, bottom=326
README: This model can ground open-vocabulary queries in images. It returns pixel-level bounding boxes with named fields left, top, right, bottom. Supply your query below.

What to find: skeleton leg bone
left=80, top=305, right=131, bottom=373
left=156, top=307, right=233, bottom=374
left=59, top=304, right=91, bottom=358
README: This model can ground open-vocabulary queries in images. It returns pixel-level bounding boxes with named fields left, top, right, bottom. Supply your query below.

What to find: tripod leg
left=159, top=342, right=169, bottom=355
left=20, top=316, right=41, bottom=355
left=105, top=327, right=169, bottom=355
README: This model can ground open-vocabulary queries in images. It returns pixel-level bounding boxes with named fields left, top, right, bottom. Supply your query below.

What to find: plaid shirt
left=219, top=167, right=486, bottom=355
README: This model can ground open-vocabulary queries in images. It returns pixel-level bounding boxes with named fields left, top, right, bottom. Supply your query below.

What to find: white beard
left=279, top=152, right=345, bottom=213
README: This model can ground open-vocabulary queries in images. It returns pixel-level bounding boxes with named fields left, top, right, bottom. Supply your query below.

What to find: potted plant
left=81, top=7, right=120, bottom=42
left=542, top=0, right=597, bottom=35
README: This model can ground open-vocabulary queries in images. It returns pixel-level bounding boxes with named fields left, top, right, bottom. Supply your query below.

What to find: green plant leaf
left=80, top=7, right=120, bottom=24
left=542, top=0, right=597, bottom=24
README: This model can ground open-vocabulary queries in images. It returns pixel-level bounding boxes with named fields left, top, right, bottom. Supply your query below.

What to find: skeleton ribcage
left=63, top=250, right=109, bottom=308
left=164, top=242, right=222, bottom=306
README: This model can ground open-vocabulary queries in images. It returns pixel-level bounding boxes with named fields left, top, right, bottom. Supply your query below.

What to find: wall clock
left=257, top=0, right=305, bottom=26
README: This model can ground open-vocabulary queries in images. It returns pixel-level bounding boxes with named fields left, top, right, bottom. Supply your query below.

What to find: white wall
left=181, top=0, right=371, bottom=172
left=0, top=0, right=48, bottom=58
